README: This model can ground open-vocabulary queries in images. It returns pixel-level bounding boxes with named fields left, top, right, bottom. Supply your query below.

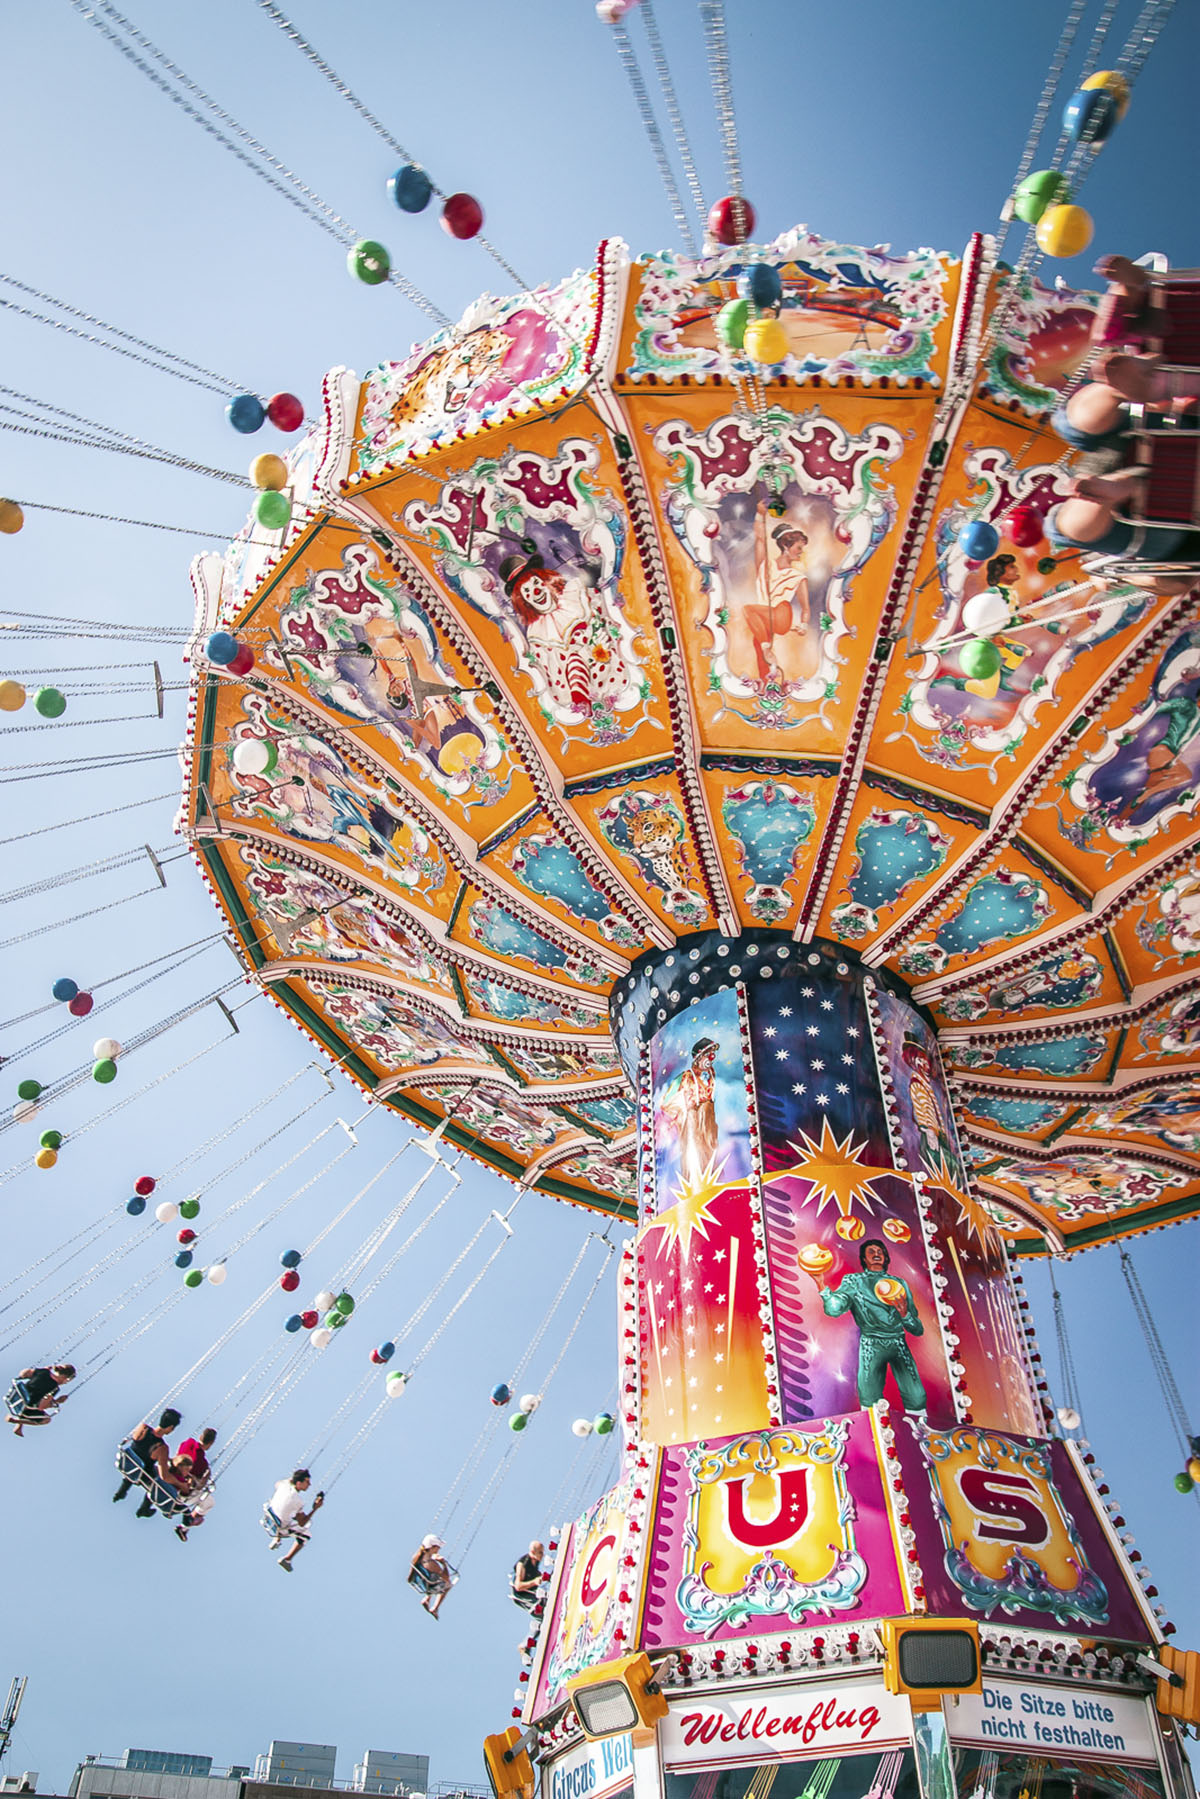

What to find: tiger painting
left=628, top=804, right=690, bottom=892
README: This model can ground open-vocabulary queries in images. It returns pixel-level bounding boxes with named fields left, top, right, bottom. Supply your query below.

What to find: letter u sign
left=723, top=1467, right=810, bottom=1549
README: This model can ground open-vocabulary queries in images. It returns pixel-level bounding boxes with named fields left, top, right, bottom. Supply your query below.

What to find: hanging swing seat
left=261, top=1503, right=312, bottom=1544
left=407, top=1557, right=460, bottom=1599
left=114, top=1441, right=191, bottom=1518
left=5, top=1378, right=53, bottom=1425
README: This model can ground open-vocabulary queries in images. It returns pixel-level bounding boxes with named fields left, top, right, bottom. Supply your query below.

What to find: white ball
left=93, top=1037, right=121, bottom=1060
left=571, top=1418, right=594, bottom=1438
left=961, top=587, right=1011, bottom=636
left=310, top=1327, right=333, bottom=1349
left=232, top=737, right=272, bottom=776
left=207, top=1263, right=227, bottom=1286
left=386, top=1374, right=408, bottom=1398
left=314, top=1289, right=336, bottom=1312
left=12, top=1101, right=39, bottom=1125
left=519, top=1393, right=541, bottom=1414
left=1057, top=1406, right=1082, bottom=1431
left=155, top=1201, right=179, bottom=1224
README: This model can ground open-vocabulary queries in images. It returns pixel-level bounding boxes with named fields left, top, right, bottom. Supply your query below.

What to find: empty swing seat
left=5, top=1379, right=51, bottom=1425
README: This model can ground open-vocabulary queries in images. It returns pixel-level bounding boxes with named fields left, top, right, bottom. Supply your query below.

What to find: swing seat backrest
left=407, top=1559, right=461, bottom=1595
left=114, top=1441, right=189, bottom=1517
left=5, top=1379, right=48, bottom=1423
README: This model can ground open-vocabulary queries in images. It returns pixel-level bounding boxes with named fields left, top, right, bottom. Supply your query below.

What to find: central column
left=610, top=930, right=1040, bottom=1449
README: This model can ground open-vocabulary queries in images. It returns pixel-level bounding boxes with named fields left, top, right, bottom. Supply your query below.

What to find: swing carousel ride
left=3, top=0, right=1200, bottom=1792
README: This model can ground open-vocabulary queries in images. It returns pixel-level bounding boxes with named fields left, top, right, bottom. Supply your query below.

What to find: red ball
left=300, top=1309, right=319, bottom=1328
left=177, top=1227, right=196, bottom=1245
left=370, top=1348, right=383, bottom=1365
left=1005, top=502, right=1045, bottom=549
left=266, top=392, right=304, bottom=432
left=135, top=1175, right=156, bottom=1197
left=280, top=1269, right=301, bottom=1292
left=227, top=643, right=255, bottom=677
left=68, top=991, right=94, bottom=1018
left=441, top=192, right=483, bottom=240
left=708, top=195, right=756, bottom=246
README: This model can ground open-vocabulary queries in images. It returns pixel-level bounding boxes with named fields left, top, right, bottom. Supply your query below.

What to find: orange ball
left=882, top=1218, right=911, bottom=1243
left=798, top=1243, right=833, bottom=1274
left=836, top=1216, right=866, bottom=1241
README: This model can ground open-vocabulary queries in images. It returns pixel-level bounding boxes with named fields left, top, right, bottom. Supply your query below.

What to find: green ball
left=1037, top=556, right=1058, bottom=575
left=1013, top=170, right=1070, bottom=226
left=509, top=1411, right=528, bottom=1432
left=335, top=1292, right=355, bottom=1315
left=17, top=1079, right=42, bottom=1102
left=959, top=638, right=1002, bottom=680
left=349, top=239, right=391, bottom=285
left=593, top=1412, right=615, bottom=1435
left=34, top=687, right=66, bottom=718
left=39, top=1129, right=62, bottom=1150
left=179, top=1198, right=201, bottom=1220
left=715, top=296, right=749, bottom=350
left=184, top=1269, right=204, bottom=1288
left=254, top=488, right=291, bottom=531
left=328, top=1310, right=347, bottom=1328
left=1174, top=1471, right=1195, bottom=1494
left=92, top=1058, right=117, bottom=1084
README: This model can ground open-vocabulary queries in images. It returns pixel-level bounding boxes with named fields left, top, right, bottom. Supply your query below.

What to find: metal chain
left=699, top=0, right=742, bottom=201
left=0, top=499, right=229, bottom=538
left=0, top=292, right=229, bottom=396
left=1118, top=1247, right=1194, bottom=1458
left=0, top=387, right=245, bottom=484
left=609, top=20, right=698, bottom=257
left=640, top=0, right=708, bottom=240
left=0, top=271, right=244, bottom=392
left=1050, top=1273, right=1086, bottom=1437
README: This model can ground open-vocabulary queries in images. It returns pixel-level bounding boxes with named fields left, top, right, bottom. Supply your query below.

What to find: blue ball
left=738, top=262, right=783, bottom=309
left=280, top=1248, right=302, bottom=1269
left=175, top=1250, right=193, bottom=1269
left=957, top=520, right=1000, bottom=562
left=227, top=393, right=265, bottom=434
left=285, top=1313, right=303, bottom=1333
left=126, top=1195, right=147, bottom=1216
left=388, top=164, right=433, bottom=213
left=1063, top=88, right=1118, bottom=148
left=379, top=1341, right=395, bottom=1361
left=52, top=977, right=78, bottom=1003
left=491, top=1382, right=512, bottom=1406
left=206, top=631, right=238, bottom=666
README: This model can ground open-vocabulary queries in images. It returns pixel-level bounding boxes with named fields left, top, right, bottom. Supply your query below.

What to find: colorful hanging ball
left=266, top=392, right=304, bottom=432
left=310, top=1326, right=333, bottom=1349
left=0, top=499, right=25, bottom=535
left=207, top=1263, right=226, bottom=1287
left=715, top=297, right=749, bottom=350
left=441, top=192, right=484, bottom=240
left=571, top=1418, right=594, bottom=1438
left=231, top=736, right=276, bottom=778
left=184, top=1269, right=204, bottom=1289
left=1174, top=1470, right=1194, bottom=1494
left=285, top=1314, right=304, bottom=1333
left=314, top=1289, right=336, bottom=1312
left=280, top=1248, right=302, bottom=1269
left=280, top=1269, right=301, bottom=1293
left=254, top=489, right=291, bottom=531
left=1005, top=501, right=1045, bottom=548
left=68, top=991, right=94, bottom=1017
left=1036, top=203, right=1093, bottom=259
left=300, top=1309, right=319, bottom=1330
left=708, top=195, right=756, bottom=246
left=1012, top=169, right=1069, bottom=226
left=249, top=452, right=288, bottom=491
left=16, top=1079, right=42, bottom=1102
left=961, top=587, right=1011, bottom=637
left=744, top=316, right=789, bottom=365
left=1063, top=87, right=1119, bottom=149
left=52, top=977, right=78, bottom=1003
left=1056, top=1406, right=1082, bottom=1431
left=491, top=1383, right=513, bottom=1407
left=386, top=1371, right=407, bottom=1397
left=0, top=679, right=26, bottom=712
left=92, top=1058, right=116, bottom=1086
left=738, top=262, right=783, bottom=309
left=334, top=1292, right=355, bottom=1316
left=957, top=520, right=1000, bottom=562
left=349, top=239, right=391, bottom=284
left=127, top=1195, right=147, bottom=1216
left=175, top=1249, right=194, bottom=1269
left=593, top=1412, right=615, bottom=1435
left=509, top=1411, right=529, bottom=1432
left=519, top=1394, right=541, bottom=1415
left=39, top=1129, right=62, bottom=1150
left=34, top=688, right=66, bottom=719
left=388, top=164, right=433, bottom=213
left=1189, top=1455, right=1200, bottom=1483
left=959, top=638, right=1003, bottom=681
left=155, top=1201, right=179, bottom=1225
left=134, top=1174, right=156, bottom=1196
left=177, top=1228, right=197, bottom=1246
left=206, top=631, right=238, bottom=667
left=378, top=1341, right=395, bottom=1362
left=327, top=1310, right=348, bottom=1330
left=12, top=1101, right=39, bottom=1126
left=35, top=1147, right=58, bottom=1170
left=370, top=1348, right=384, bottom=1365
left=227, top=642, right=256, bottom=677
left=1081, top=69, right=1130, bottom=120
left=179, top=1198, right=200, bottom=1220
left=227, top=393, right=265, bottom=434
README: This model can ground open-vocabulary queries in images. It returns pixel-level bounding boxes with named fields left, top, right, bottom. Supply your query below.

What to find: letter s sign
left=959, top=1467, right=1051, bottom=1547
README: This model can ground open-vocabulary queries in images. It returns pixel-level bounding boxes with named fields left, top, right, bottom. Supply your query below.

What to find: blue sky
left=0, top=0, right=1197, bottom=1787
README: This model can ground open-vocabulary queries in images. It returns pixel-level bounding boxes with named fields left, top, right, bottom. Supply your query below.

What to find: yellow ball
left=1189, top=1456, right=1200, bottom=1484
left=1082, top=70, right=1130, bottom=121
left=249, top=453, right=289, bottom=491
left=743, top=316, right=789, bottom=366
left=1036, top=204, right=1094, bottom=259
left=0, top=499, right=24, bottom=535
left=35, top=1147, right=58, bottom=1170
left=0, top=679, right=26, bottom=712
